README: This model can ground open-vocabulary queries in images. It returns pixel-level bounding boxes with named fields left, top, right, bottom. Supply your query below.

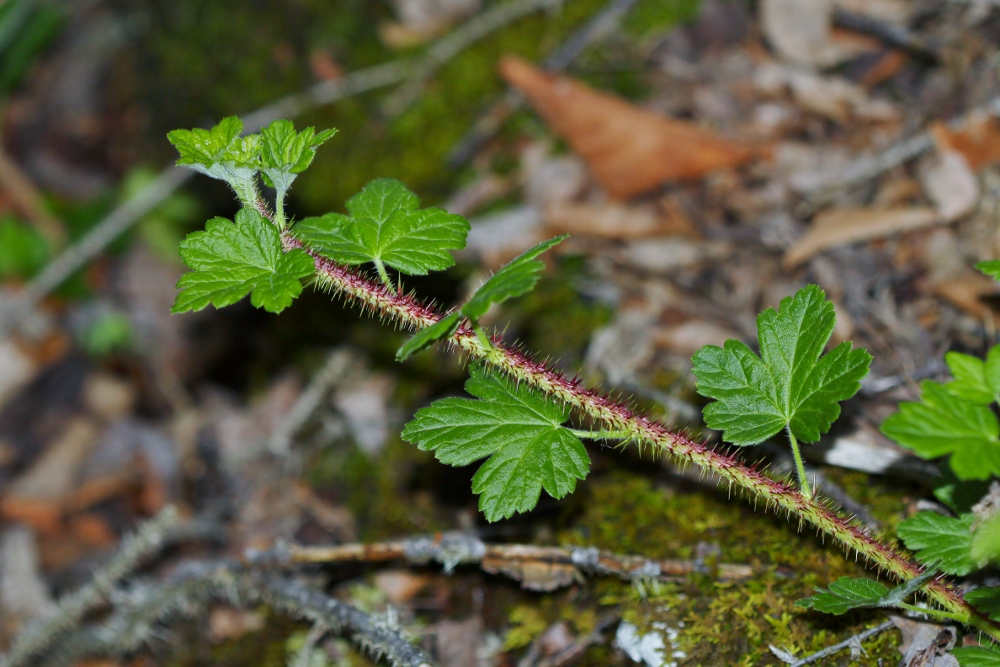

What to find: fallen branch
left=47, top=562, right=435, bottom=667
left=280, top=533, right=754, bottom=591
left=770, top=619, right=895, bottom=666
left=0, top=506, right=179, bottom=667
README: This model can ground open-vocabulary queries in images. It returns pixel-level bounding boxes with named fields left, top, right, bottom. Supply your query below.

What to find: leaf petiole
left=787, top=427, right=812, bottom=499
left=373, top=259, right=396, bottom=294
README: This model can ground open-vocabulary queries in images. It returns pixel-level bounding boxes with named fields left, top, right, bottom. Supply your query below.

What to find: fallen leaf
left=545, top=203, right=672, bottom=240
left=784, top=206, right=939, bottom=268
left=0, top=526, right=56, bottom=625
left=481, top=550, right=581, bottom=592
left=759, top=0, right=874, bottom=67
left=208, top=606, right=265, bottom=643
left=436, top=617, right=483, bottom=667
left=918, top=150, right=980, bottom=222
left=499, top=56, right=764, bottom=199
left=932, top=272, right=997, bottom=319
left=892, top=616, right=958, bottom=667
left=374, top=570, right=432, bottom=605
left=932, top=115, right=1000, bottom=171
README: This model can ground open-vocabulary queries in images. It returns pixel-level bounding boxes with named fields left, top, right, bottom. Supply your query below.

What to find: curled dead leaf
left=499, top=56, right=765, bottom=199
left=784, top=206, right=939, bottom=269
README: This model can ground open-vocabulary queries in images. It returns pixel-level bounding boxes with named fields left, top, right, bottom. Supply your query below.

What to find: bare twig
left=48, top=561, right=435, bottom=667
left=268, top=348, right=353, bottom=456
left=278, top=533, right=755, bottom=587
left=0, top=147, right=66, bottom=245
left=448, top=0, right=643, bottom=167
left=771, top=619, right=895, bottom=666
left=0, top=506, right=180, bottom=667
left=383, top=0, right=565, bottom=115
left=800, top=94, right=1000, bottom=209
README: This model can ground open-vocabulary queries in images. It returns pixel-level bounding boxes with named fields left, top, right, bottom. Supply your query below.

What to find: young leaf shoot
left=167, top=116, right=262, bottom=207
left=259, top=120, right=337, bottom=229
left=897, top=511, right=976, bottom=576
left=692, top=285, right=872, bottom=498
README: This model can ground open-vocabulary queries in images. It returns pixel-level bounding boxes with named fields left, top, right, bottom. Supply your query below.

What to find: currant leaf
left=897, top=511, right=975, bottom=576
left=401, top=364, right=589, bottom=521
left=796, top=571, right=934, bottom=615
left=692, top=285, right=872, bottom=446
left=881, top=380, right=1000, bottom=481
left=946, top=349, right=1000, bottom=405
left=173, top=208, right=315, bottom=314
left=259, top=120, right=337, bottom=202
left=167, top=116, right=261, bottom=202
left=395, top=312, right=462, bottom=362
left=294, top=178, right=469, bottom=276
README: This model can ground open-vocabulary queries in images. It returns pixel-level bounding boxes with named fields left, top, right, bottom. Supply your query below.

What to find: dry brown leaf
left=918, top=150, right=980, bottom=222
left=784, top=206, right=939, bottom=269
left=932, top=116, right=1000, bottom=171
left=545, top=203, right=668, bottom=239
left=481, top=553, right=581, bottom=591
left=932, top=272, right=997, bottom=319
left=499, top=56, right=764, bottom=199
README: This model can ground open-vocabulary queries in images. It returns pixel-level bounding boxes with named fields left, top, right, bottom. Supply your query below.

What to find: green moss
left=553, top=472, right=906, bottom=665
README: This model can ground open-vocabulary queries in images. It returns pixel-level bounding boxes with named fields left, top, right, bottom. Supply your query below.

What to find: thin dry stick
left=283, top=533, right=755, bottom=585
left=50, top=562, right=435, bottom=667
left=779, top=619, right=895, bottom=667
left=268, top=347, right=353, bottom=456
left=801, top=94, right=1000, bottom=208
left=449, top=0, right=643, bottom=167
left=0, top=0, right=563, bottom=337
left=384, top=0, right=564, bottom=114
left=0, top=506, right=179, bottom=667
left=0, top=146, right=66, bottom=245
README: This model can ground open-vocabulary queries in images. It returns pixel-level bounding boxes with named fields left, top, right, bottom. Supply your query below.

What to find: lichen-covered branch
left=0, top=507, right=180, bottom=667
left=281, top=532, right=754, bottom=589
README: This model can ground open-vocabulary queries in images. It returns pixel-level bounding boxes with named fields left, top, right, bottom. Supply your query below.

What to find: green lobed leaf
left=461, top=235, right=568, bottom=321
left=966, top=587, right=1000, bottom=622
left=401, top=364, right=590, bottom=522
left=953, top=647, right=1000, bottom=667
left=973, top=512, right=1000, bottom=567
left=173, top=207, right=315, bottom=314
left=897, top=512, right=975, bottom=575
left=259, top=120, right=337, bottom=194
left=795, top=577, right=889, bottom=614
left=294, top=178, right=469, bottom=276
left=691, top=285, right=872, bottom=446
left=977, top=260, right=1000, bottom=282
left=881, top=380, right=1000, bottom=481
left=0, top=216, right=49, bottom=279
left=796, top=571, right=935, bottom=615
left=946, top=348, right=1000, bottom=405
left=395, top=312, right=462, bottom=362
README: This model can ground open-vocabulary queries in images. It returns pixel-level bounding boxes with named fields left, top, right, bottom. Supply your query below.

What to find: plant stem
left=373, top=259, right=396, bottom=294
left=285, top=232, right=1000, bottom=642
left=895, top=602, right=965, bottom=623
left=568, top=428, right=631, bottom=441
left=787, top=427, right=811, bottom=500
left=275, top=192, right=287, bottom=230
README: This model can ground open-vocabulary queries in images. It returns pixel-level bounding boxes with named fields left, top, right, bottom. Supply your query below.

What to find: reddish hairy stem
left=280, top=232, right=998, bottom=639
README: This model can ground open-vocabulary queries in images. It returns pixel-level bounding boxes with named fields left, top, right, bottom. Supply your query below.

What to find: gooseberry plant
left=168, top=116, right=1000, bottom=656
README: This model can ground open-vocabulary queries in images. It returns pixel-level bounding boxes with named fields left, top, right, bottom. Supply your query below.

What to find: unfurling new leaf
left=401, top=364, right=590, bottom=522
left=259, top=120, right=337, bottom=225
left=691, top=285, right=872, bottom=447
left=294, top=178, right=470, bottom=279
left=395, top=235, right=567, bottom=361
left=167, top=116, right=262, bottom=205
left=173, top=208, right=315, bottom=314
